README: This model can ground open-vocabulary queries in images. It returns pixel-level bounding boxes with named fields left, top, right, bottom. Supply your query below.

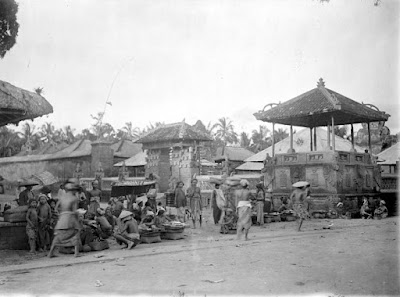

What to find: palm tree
left=117, top=122, right=140, bottom=141
left=61, top=125, right=76, bottom=144
left=240, top=132, right=251, bottom=149
left=40, top=122, right=56, bottom=143
left=251, top=125, right=271, bottom=152
left=34, top=87, right=44, bottom=96
left=0, top=126, right=22, bottom=157
left=19, top=122, right=40, bottom=152
left=273, top=128, right=289, bottom=143
left=213, top=117, right=238, bottom=155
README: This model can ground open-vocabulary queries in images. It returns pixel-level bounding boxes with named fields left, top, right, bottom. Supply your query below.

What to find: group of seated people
left=359, top=197, right=388, bottom=220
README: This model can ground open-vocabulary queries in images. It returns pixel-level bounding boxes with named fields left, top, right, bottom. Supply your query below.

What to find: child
left=48, top=199, right=59, bottom=243
left=37, top=195, right=52, bottom=251
left=26, top=199, right=39, bottom=254
left=220, top=208, right=238, bottom=234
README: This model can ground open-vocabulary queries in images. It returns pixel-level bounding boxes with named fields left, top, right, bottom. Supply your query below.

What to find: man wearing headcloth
left=235, top=179, right=253, bottom=240
left=48, top=178, right=82, bottom=258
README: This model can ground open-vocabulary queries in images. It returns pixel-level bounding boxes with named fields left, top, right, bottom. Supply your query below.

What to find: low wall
left=0, top=221, right=29, bottom=250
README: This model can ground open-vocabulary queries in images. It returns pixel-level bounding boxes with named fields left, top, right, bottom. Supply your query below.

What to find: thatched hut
left=0, top=80, right=53, bottom=126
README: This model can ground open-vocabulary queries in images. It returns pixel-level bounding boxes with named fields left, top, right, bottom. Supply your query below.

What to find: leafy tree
left=0, top=126, right=22, bottom=157
left=61, top=125, right=76, bottom=144
left=39, top=122, right=58, bottom=143
left=251, top=125, right=271, bottom=152
left=240, top=132, right=251, bottom=149
left=19, top=122, right=40, bottom=152
left=117, top=121, right=140, bottom=141
left=273, top=128, right=289, bottom=143
left=213, top=117, right=238, bottom=155
left=0, top=0, right=19, bottom=58
left=334, top=126, right=347, bottom=138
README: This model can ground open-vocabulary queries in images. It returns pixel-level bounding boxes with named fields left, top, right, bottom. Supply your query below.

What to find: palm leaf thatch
left=0, top=80, right=53, bottom=126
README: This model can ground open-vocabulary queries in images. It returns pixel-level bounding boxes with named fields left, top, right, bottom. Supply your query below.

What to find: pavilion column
left=309, top=128, right=313, bottom=151
left=350, top=124, right=355, bottom=152
left=327, top=124, right=331, bottom=150
left=331, top=117, right=335, bottom=151
left=367, top=122, right=372, bottom=153
left=289, top=125, right=294, bottom=153
left=314, top=127, right=317, bottom=151
left=272, top=122, right=275, bottom=157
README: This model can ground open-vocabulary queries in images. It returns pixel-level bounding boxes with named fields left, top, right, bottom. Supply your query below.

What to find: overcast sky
left=1, top=0, right=399, bottom=136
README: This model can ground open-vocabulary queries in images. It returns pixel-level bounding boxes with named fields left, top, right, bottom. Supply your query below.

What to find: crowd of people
left=14, top=175, right=391, bottom=255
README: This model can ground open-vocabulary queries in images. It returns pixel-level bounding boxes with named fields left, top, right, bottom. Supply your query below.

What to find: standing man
left=235, top=179, right=253, bottom=241
left=48, top=178, right=82, bottom=258
left=290, top=182, right=310, bottom=232
left=87, top=180, right=102, bottom=219
left=211, top=182, right=225, bottom=225
left=18, top=182, right=35, bottom=206
left=186, top=178, right=202, bottom=228
left=255, top=182, right=265, bottom=228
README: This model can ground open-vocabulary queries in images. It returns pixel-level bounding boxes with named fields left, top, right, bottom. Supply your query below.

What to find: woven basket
left=88, top=240, right=109, bottom=251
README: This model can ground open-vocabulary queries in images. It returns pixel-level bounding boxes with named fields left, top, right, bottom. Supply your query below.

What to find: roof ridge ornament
left=317, top=78, right=325, bottom=88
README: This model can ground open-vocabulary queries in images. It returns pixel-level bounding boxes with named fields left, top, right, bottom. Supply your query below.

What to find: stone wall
left=0, top=157, right=91, bottom=182
left=0, top=222, right=29, bottom=250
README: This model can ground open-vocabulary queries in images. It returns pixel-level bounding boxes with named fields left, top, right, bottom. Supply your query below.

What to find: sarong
left=189, top=198, right=202, bottom=221
left=256, top=201, right=264, bottom=225
left=293, top=203, right=310, bottom=220
left=26, top=226, right=37, bottom=241
left=52, top=211, right=81, bottom=247
left=52, top=229, right=80, bottom=247
left=237, top=201, right=252, bottom=231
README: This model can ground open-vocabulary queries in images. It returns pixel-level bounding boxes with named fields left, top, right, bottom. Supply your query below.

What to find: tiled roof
left=376, top=142, right=400, bottom=165
left=214, top=146, right=255, bottom=162
left=136, top=122, right=213, bottom=144
left=245, top=127, right=365, bottom=162
left=254, top=80, right=390, bottom=127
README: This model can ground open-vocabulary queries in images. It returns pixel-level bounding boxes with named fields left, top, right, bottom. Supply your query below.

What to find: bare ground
left=0, top=213, right=398, bottom=297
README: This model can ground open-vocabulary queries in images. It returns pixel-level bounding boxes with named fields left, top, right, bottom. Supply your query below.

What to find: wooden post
left=327, top=124, right=331, bottom=150
left=331, top=117, right=335, bottom=151
left=272, top=122, right=275, bottom=157
left=290, top=125, right=294, bottom=153
left=351, top=124, right=355, bottom=152
left=314, top=127, right=317, bottom=151
left=367, top=122, right=372, bottom=153
left=310, top=128, right=313, bottom=151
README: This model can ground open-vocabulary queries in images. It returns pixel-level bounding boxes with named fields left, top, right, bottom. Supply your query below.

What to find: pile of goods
left=3, top=206, right=28, bottom=223
left=280, top=210, right=296, bottom=221
left=161, top=221, right=185, bottom=240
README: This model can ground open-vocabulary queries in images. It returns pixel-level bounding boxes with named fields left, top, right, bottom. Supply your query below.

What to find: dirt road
left=0, top=216, right=398, bottom=296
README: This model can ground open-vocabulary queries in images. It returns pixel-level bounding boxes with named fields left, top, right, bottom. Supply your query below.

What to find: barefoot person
left=290, top=181, right=310, bottom=232
left=186, top=178, right=202, bottom=228
left=48, top=178, right=82, bottom=258
left=255, top=182, right=265, bottom=228
left=235, top=179, right=253, bottom=241
left=26, top=199, right=39, bottom=254
left=37, top=193, right=52, bottom=251
left=114, top=210, right=140, bottom=249
left=174, top=181, right=187, bottom=223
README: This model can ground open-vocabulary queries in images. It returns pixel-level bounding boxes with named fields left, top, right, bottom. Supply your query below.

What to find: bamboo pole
left=331, top=117, right=335, bottom=151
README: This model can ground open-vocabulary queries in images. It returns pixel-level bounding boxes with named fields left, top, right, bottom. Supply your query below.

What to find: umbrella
left=292, top=181, right=310, bottom=188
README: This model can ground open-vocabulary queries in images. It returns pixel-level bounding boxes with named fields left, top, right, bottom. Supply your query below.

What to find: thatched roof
left=16, top=142, right=69, bottom=157
left=245, top=127, right=365, bottom=162
left=254, top=79, right=389, bottom=127
left=114, top=151, right=147, bottom=167
left=0, top=80, right=53, bottom=126
left=214, top=146, right=255, bottom=162
left=136, top=121, right=213, bottom=144
left=111, top=139, right=142, bottom=158
left=376, top=142, right=400, bottom=165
